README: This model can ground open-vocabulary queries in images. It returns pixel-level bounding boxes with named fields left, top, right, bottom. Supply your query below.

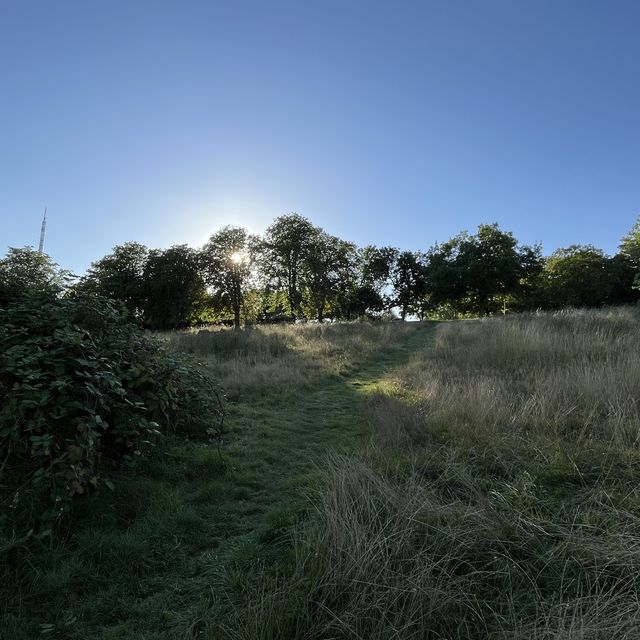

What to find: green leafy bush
left=0, top=292, right=223, bottom=539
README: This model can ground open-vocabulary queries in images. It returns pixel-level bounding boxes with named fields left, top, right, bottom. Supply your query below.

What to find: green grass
left=1, top=321, right=433, bottom=639
left=235, top=309, right=640, bottom=640
left=7, top=310, right=639, bottom=639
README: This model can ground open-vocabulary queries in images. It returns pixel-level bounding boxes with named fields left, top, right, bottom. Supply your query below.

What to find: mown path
left=218, top=321, right=437, bottom=537
left=4, top=323, right=437, bottom=640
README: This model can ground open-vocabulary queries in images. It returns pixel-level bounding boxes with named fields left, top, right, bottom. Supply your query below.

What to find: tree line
left=3, top=213, right=640, bottom=329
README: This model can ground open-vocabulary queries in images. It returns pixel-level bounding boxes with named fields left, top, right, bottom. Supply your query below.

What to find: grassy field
left=242, top=309, right=640, bottom=639
left=3, top=310, right=640, bottom=639
left=0, top=320, right=426, bottom=639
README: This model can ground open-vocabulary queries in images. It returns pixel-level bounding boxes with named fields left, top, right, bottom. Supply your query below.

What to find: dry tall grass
left=165, top=321, right=416, bottom=392
left=226, top=309, right=640, bottom=639
left=409, top=308, right=640, bottom=450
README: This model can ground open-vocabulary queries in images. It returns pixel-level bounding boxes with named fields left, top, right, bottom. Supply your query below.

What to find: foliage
left=142, top=245, right=209, bottom=329
left=302, top=233, right=358, bottom=321
left=619, top=214, right=640, bottom=268
left=261, top=213, right=320, bottom=319
left=360, top=245, right=397, bottom=309
left=541, top=244, right=636, bottom=307
left=0, top=247, right=71, bottom=306
left=79, top=243, right=210, bottom=329
left=345, top=284, right=386, bottom=319
left=8, top=214, right=640, bottom=330
left=0, top=292, right=223, bottom=539
left=606, top=253, right=639, bottom=304
left=81, top=242, right=149, bottom=317
left=0, top=317, right=421, bottom=640
left=426, top=224, right=541, bottom=315
left=202, top=226, right=258, bottom=327
left=391, top=250, right=427, bottom=320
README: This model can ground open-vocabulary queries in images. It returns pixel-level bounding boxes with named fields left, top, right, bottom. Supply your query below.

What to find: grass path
left=218, top=321, right=436, bottom=535
left=2, top=323, right=437, bottom=640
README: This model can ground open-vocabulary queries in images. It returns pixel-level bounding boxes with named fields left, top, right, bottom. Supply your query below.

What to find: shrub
left=0, top=292, right=223, bottom=539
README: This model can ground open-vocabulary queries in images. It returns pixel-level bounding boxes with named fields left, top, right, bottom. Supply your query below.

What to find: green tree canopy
left=81, top=242, right=149, bottom=316
left=619, top=215, right=640, bottom=266
left=202, top=226, right=258, bottom=328
left=142, top=245, right=208, bottom=329
left=543, top=245, right=607, bottom=307
left=261, top=213, right=320, bottom=320
left=303, top=233, right=358, bottom=321
left=619, top=215, right=640, bottom=291
left=425, top=224, right=539, bottom=315
left=391, top=251, right=427, bottom=320
left=0, top=247, right=70, bottom=305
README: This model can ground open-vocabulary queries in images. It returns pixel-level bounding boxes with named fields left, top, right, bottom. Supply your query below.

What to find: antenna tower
left=38, top=208, right=47, bottom=254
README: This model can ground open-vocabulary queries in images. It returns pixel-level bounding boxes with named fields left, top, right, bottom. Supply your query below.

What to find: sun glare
left=230, top=251, right=243, bottom=264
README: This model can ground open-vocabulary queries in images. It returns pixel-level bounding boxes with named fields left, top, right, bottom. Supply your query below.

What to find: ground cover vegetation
left=1, top=305, right=422, bottom=638
left=2, top=215, right=640, bottom=638
left=12, top=212, right=634, bottom=330
left=4, top=310, right=638, bottom=638
left=0, top=253, right=225, bottom=635
left=220, top=309, right=640, bottom=639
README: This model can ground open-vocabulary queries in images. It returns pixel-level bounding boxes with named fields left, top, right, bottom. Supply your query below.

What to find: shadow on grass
left=0, top=322, right=438, bottom=640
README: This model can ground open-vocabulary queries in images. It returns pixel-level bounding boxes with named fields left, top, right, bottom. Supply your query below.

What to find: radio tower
left=38, top=208, right=47, bottom=254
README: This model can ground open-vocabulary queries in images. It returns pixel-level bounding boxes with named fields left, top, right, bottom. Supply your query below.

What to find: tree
left=606, top=253, right=638, bottom=305
left=390, top=251, right=427, bottom=320
left=142, top=245, right=208, bottom=329
left=620, top=215, right=640, bottom=265
left=425, top=224, right=538, bottom=316
left=202, top=226, right=257, bottom=328
left=261, top=213, right=320, bottom=320
left=0, top=247, right=69, bottom=305
left=619, top=215, right=640, bottom=290
left=346, top=284, right=386, bottom=319
left=360, top=245, right=398, bottom=312
left=458, top=224, right=529, bottom=315
left=81, top=242, right=148, bottom=316
left=511, top=243, right=544, bottom=310
left=423, top=240, right=465, bottom=312
left=303, top=233, right=358, bottom=321
left=329, top=243, right=363, bottom=320
left=361, top=245, right=396, bottom=289
left=542, top=245, right=632, bottom=308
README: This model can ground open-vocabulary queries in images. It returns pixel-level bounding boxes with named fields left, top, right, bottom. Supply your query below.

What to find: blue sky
left=1, top=0, right=639, bottom=275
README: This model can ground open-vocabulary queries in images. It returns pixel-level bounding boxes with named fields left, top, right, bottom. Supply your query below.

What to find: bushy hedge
left=0, top=293, right=223, bottom=540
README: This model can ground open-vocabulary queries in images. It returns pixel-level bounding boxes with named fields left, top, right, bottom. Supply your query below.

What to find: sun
left=229, top=251, right=244, bottom=264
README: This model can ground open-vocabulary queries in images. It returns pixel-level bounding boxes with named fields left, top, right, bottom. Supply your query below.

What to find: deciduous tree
left=542, top=245, right=630, bottom=308
left=142, top=245, right=208, bottom=329
left=81, top=242, right=148, bottom=316
left=303, top=233, right=357, bottom=321
left=391, top=251, right=427, bottom=320
left=0, top=247, right=69, bottom=305
left=261, top=213, right=320, bottom=320
left=202, top=226, right=257, bottom=328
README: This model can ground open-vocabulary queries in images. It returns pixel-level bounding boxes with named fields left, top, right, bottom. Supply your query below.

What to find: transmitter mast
left=38, top=208, right=47, bottom=254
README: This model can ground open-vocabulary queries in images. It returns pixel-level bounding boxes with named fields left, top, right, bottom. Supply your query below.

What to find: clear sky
left=1, top=0, right=639, bottom=275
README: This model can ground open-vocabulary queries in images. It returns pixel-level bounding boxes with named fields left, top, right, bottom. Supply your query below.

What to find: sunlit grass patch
left=164, top=321, right=418, bottom=392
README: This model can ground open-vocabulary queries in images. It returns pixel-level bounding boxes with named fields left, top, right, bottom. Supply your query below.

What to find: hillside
left=3, top=312, right=640, bottom=639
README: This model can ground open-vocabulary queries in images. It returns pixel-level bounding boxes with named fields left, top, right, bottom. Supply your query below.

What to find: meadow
left=3, top=310, right=640, bottom=639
